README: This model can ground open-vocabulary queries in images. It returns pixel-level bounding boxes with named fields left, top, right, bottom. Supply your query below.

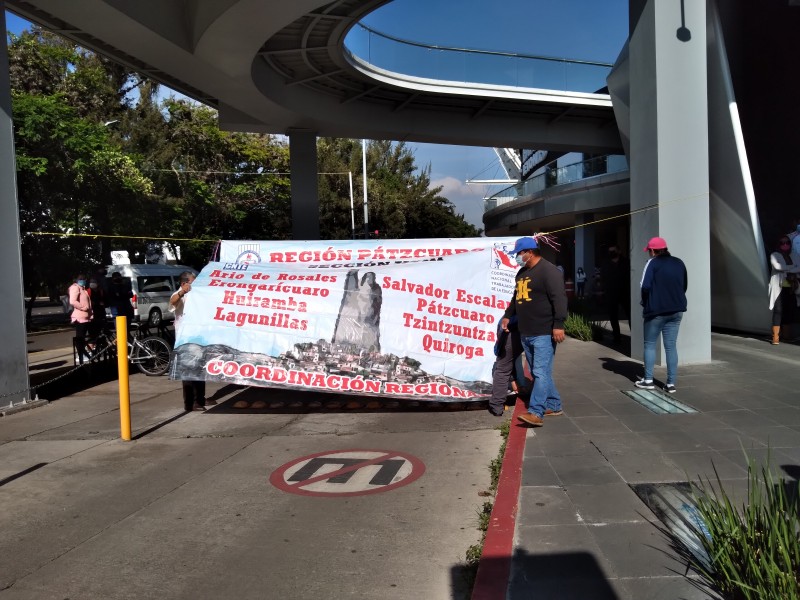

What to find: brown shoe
left=544, top=409, right=563, bottom=417
left=517, top=413, right=543, bottom=427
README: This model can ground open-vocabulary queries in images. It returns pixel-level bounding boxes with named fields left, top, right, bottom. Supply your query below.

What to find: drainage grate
left=631, top=482, right=709, bottom=567
left=621, top=389, right=697, bottom=414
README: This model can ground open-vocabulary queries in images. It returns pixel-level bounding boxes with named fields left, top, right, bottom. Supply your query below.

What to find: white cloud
left=431, top=176, right=491, bottom=231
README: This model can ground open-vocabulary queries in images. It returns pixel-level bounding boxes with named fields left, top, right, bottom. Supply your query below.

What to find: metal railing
left=344, top=23, right=613, bottom=94
left=487, top=154, right=629, bottom=208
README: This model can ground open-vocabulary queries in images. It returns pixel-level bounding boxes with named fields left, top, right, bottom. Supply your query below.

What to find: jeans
left=643, top=312, right=683, bottom=385
left=521, top=335, right=561, bottom=418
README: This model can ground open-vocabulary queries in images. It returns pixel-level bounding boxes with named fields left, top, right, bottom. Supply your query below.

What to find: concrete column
left=289, top=130, right=319, bottom=240
left=574, top=212, right=595, bottom=277
left=0, top=6, right=32, bottom=404
left=628, top=0, right=711, bottom=365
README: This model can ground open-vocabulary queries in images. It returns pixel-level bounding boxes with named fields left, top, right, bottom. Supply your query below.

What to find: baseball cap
left=644, top=237, right=668, bottom=251
left=512, top=237, right=538, bottom=254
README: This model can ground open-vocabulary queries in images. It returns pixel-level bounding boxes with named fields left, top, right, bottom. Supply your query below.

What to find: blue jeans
left=643, top=312, right=683, bottom=385
left=521, top=335, right=562, bottom=418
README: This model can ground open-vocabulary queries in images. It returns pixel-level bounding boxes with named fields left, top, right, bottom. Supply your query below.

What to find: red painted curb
left=471, top=400, right=528, bottom=600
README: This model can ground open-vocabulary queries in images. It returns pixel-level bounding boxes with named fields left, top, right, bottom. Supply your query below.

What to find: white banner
left=173, top=237, right=520, bottom=402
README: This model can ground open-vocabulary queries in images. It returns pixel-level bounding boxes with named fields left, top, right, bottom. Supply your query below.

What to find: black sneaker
left=664, top=384, right=676, bottom=394
left=634, top=378, right=655, bottom=390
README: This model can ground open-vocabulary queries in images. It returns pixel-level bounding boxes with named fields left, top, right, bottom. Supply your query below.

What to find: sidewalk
left=9, top=331, right=800, bottom=599
left=507, top=332, right=800, bottom=599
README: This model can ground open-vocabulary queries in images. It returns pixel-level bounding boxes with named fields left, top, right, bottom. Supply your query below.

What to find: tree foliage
left=9, top=26, right=481, bottom=304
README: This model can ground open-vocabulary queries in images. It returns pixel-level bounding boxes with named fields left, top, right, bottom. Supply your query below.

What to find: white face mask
left=89, top=282, right=98, bottom=290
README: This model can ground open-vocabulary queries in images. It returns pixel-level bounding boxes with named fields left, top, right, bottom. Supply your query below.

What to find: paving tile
left=716, top=448, right=788, bottom=478
left=533, top=433, right=601, bottom=458
left=604, top=453, right=686, bottom=484
left=665, top=450, right=747, bottom=480
left=588, top=521, right=686, bottom=578
left=711, top=409, right=784, bottom=429
left=584, top=432, right=655, bottom=457
left=518, top=486, right=582, bottom=526
left=632, top=429, right=707, bottom=453
left=560, top=402, right=611, bottom=418
left=513, top=523, right=615, bottom=580
left=683, top=428, right=765, bottom=451
left=572, top=416, right=632, bottom=434
left=617, top=576, right=714, bottom=600
left=547, top=455, right=623, bottom=486
left=745, top=425, right=800, bottom=448
left=537, top=417, right=583, bottom=435
left=521, top=456, right=560, bottom=487
left=615, top=413, right=685, bottom=432
left=564, top=482, right=653, bottom=524
left=753, top=407, right=800, bottom=427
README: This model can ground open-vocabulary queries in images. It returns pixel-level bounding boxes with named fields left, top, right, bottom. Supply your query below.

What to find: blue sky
left=5, top=1, right=628, bottom=229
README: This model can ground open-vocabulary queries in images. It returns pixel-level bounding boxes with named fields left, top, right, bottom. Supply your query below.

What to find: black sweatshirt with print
left=502, top=258, right=568, bottom=336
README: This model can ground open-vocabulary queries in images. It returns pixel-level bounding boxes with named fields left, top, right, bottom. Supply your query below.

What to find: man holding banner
left=501, top=237, right=567, bottom=427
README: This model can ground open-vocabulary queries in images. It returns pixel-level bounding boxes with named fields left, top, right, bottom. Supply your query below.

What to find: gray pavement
left=4, top=344, right=505, bottom=600
left=7, top=330, right=800, bottom=599
left=511, top=331, right=800, bottom=600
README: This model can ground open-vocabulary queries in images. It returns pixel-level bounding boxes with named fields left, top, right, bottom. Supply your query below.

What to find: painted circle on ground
left=270, top=449, right=425, bottom=497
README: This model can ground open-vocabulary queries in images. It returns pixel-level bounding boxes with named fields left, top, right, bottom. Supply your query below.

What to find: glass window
left=137, top=276, right=172, bottom=293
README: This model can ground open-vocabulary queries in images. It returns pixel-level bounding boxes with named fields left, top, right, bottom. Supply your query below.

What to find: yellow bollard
left=116, top=316, right=132, bottom=441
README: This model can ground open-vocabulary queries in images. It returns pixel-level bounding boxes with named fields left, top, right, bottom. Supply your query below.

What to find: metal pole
left=116, top=316, right=131, bottom=441
left=362, top=139, right=369, bottom=237
left=349, top=171, right=355, bottom=240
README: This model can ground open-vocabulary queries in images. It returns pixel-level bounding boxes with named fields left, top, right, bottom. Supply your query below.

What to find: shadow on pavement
left=203, top=385, right=496, bottom=415
left=32, top=362, right=121, bottom=401
left=597, top=356, right=642, bottom=383
left=456, top=551, right=620, bottom=600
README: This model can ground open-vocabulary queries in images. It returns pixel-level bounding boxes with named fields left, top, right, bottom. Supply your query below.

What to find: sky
left=4, top=1, right=628, bottom=230
left=358, top=0, right=629, bottom=229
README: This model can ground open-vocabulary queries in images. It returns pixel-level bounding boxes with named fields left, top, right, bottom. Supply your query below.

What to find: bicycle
left=85, top=324, right=172, bottom=376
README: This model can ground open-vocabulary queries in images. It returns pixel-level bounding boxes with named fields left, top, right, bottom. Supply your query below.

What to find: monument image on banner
left=170, top=238, right=520, bottom=402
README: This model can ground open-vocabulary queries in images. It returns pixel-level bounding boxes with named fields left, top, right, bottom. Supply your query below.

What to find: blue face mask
left=514, top=253, right=526, bottom=266
left=77, top=279, right=87, bottom=287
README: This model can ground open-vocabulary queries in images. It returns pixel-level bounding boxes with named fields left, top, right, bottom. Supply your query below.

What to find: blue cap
left=512, top=237, right=538, bottom=254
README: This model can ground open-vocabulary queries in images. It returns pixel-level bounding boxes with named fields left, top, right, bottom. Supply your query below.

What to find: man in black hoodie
left=501, top=237, right=568, bottom=427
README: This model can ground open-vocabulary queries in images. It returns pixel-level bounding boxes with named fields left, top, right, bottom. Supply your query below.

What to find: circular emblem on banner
left=236, top=250, right=261, bottom=264
left=270, top=449, right=425, bottom=497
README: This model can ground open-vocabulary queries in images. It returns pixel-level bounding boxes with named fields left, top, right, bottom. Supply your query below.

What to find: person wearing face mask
left=68, top=273, right=93, bottom=364
left=789, top=220, right=800, bottom=257
left=501, top=236, right=568, bottom=427
left=768, top=235, right=800, bottom=345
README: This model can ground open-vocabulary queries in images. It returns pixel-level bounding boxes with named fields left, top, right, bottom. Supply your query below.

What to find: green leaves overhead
left=10, top=25, right=480, bottom=302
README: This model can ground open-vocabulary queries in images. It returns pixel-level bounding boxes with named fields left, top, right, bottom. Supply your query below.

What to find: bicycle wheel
left=133, top=335, right=172, bottom=376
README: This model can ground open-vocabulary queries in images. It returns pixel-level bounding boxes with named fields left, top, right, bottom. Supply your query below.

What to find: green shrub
left=564, top=312, right=593, bottom=341
left=671, top=457, right=800, bottom=599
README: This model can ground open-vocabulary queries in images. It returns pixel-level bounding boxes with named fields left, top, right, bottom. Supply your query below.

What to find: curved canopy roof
left=7, top=0, right=622, bottom=154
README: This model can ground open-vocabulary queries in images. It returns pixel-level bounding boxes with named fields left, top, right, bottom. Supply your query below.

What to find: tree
left=317, top=138, right=481, bottom=239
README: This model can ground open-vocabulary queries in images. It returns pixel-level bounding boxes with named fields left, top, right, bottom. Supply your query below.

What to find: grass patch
left=667, top=455, right=800, bottom=599
left=564, top=312, right=593, bottom=341
left=462, top=418, right=512, bottom=593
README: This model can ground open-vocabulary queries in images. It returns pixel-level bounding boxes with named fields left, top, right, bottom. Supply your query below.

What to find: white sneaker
left=635, top=378, right=655, bottom=390
left=664, top=384, right=676, bottom=394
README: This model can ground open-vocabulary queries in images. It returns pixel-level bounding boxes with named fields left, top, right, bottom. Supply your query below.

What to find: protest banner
left=172, top=237, right=520, bottom=402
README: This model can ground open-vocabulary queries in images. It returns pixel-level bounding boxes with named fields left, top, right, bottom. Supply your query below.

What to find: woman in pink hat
left=635, top=237, right=687, bottom=393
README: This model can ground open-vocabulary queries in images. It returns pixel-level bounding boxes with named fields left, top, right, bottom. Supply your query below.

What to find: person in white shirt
left=169, top=272, right=206, bottom=411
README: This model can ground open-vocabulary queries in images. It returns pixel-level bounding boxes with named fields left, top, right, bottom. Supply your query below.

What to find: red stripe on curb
left=471, top=400, right=528, bottom=600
